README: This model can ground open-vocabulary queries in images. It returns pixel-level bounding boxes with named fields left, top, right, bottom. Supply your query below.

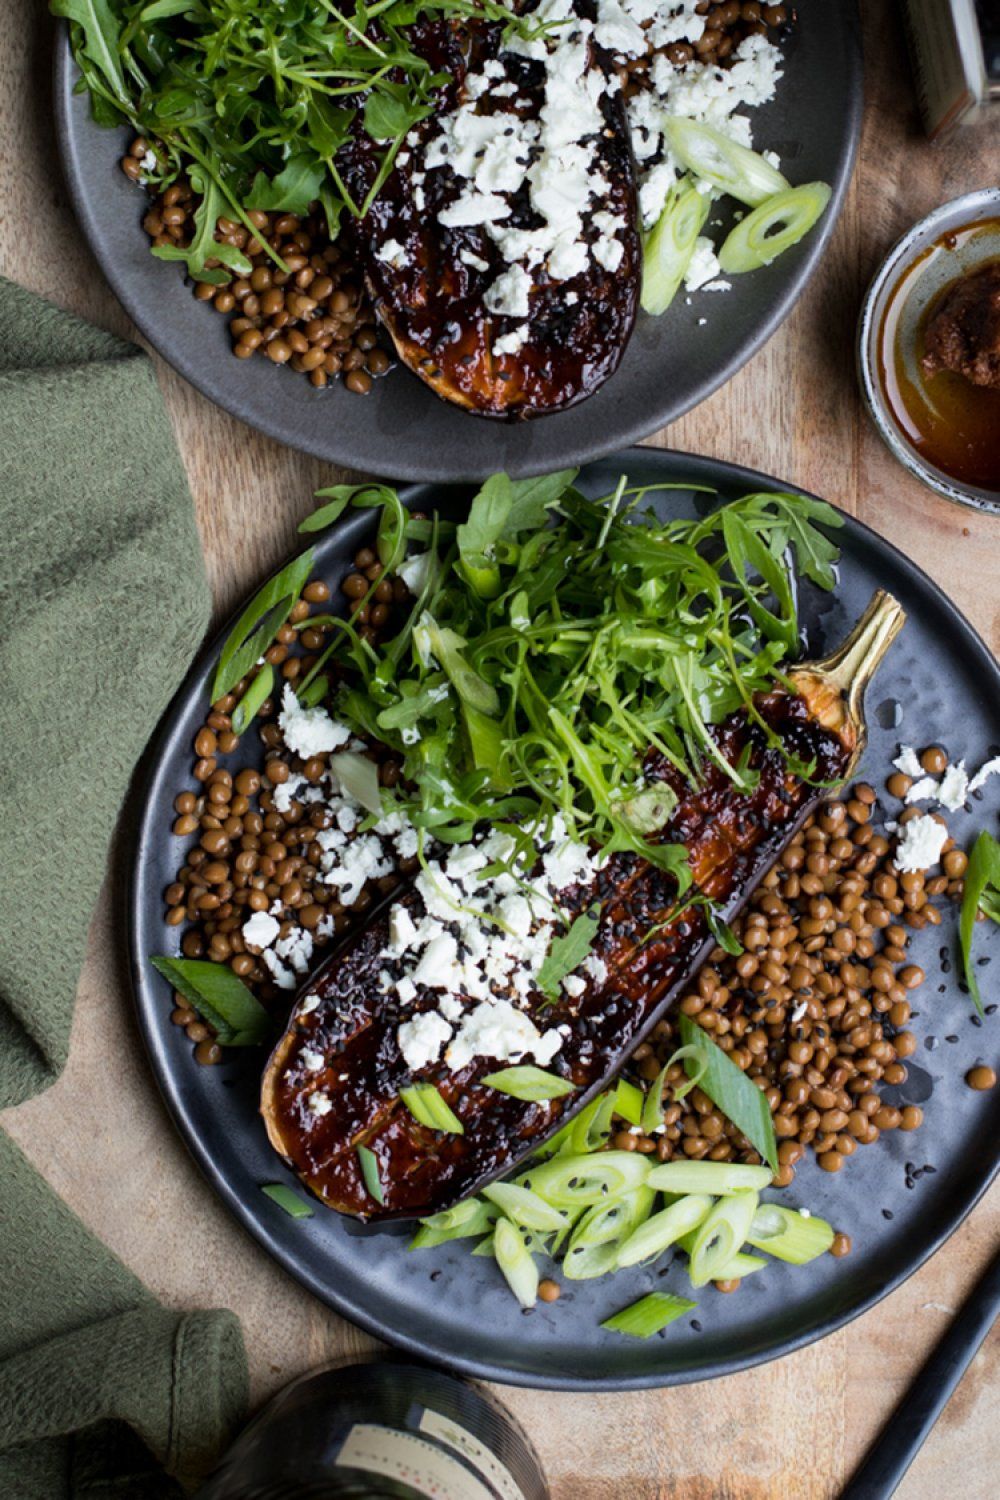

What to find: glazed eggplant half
left=338, top=5, right=642, bottom=417
left=261, top=595, right=904, bottom=1220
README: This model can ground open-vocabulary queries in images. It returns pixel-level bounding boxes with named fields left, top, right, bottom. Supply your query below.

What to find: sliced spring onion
left=714, top=1251, right=767, bottom=1280
left=687, top=1190, right=759, bottom=1288
left=564, top=1187, right=655, bottom=1281
left=959, top=830, right=999, bottom=1016
left=261, top=1183, right=314, bottom=1219
left=231, top=662, right=275, bottom=736
left=150, top=956, right=270, bottom=1046
left=399, top=1083, right=464, bottom=1135
left=329, top=750, right=382, bottom=815
left=409, top=1199, right=496, bottom=1249
left=470, top=1227, right=551, bottom=1259
left=746, top=1203, right=834, bottom=1264
left=494, top=1217, right=539, bottom=1308
left=718, top=181, right=833, bottom=274
left=665, top=118, right=790, bottom=207
left=481, top=1066, right=576, bottom=1102
left=640, top=1062, right=671, bottom=1136
left=678, top=1015, right=779, bottom=1173
left=641, top=180, right=711, bottom=316
left=615, top=1192, right=713, bottom=1269
left=613, top=1079, right=645, bottom=1127
left=356, top=1144, right=385, bottom=1206
left=646, top=1161, right=773, bottom=1196
left=517, top=1151, right=652, bottom=1209
left=566, top=1092, right=617, bottom=1155
left=482, top=1182, right=569, bottom=1233
left=601, top=1291, right=696, bottom=1339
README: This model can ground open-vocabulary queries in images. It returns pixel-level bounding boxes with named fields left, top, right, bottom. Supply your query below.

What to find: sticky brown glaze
left=337, top=13, right=641, bottom=418
left=261, top=688, right=852, bottom=1219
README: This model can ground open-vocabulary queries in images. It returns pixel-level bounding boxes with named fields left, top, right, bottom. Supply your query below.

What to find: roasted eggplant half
left=338, top=8, right=641, bottom=417
left=261, top=594, right=904, bottom=1219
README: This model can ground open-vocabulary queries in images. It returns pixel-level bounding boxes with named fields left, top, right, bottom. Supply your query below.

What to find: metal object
left=857, top=188, right=1000, bottom=517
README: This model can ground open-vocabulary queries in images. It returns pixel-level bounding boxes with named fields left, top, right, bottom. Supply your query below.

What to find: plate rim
left=127, top=445, right=1000, bottom=1390
left=52, top=15, right=863, bottom=482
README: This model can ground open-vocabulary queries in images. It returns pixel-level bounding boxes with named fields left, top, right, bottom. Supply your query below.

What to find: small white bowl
left=857, top=188, right=1000, bottom=516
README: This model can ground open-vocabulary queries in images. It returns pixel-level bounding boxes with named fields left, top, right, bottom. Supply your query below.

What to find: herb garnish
left=678, top=1014, right=778, bottom=1172
left=57, top=0, right=545, bottom=276
left=150, top=956, right=270, bottom=1045
left=959, top=830, right=1000, bottom=1017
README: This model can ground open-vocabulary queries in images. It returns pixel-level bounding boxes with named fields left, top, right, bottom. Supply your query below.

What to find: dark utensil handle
left=840, top=1244, right=1000, bottom=1500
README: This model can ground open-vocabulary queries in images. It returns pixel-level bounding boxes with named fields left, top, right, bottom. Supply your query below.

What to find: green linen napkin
left=0, top=278, right=247, bottom=1496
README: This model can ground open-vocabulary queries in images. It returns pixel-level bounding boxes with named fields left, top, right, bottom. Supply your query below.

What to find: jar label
left=418, top=1407, right=527, bottom=1500
left=336, top=1422, right=503, bottom=1499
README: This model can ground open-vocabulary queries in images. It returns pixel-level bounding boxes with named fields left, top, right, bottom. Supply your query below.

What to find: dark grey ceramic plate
left=130, top=449, right=1000, bottom=1388
left=55, top=10, right=861, bottom=482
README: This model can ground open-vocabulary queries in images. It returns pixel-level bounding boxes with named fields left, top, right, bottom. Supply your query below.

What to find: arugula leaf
left=678, top=1014, right=778, bottom=1172
left=247, top=153, right=325, bottom=215
left=536, top=911, right=601, bottom=1002
left=150, top=957, right=271, bottom=1045
left=53, top=0, right=130, bottom=110
left=959, top=831, right=1000, bottom=1016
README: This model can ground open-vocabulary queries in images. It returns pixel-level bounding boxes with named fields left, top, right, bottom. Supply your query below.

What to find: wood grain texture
left=1, top=3, right=997, bottom=1497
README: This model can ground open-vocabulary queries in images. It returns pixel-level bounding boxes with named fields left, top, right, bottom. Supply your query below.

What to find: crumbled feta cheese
left=583, top=953, right=608, bottom=985
left=242, top=911, right=280, bottom=950
left=300, top=1047, right=325, bottom=1072
left=905, top=776, right=941, bottom=804
left=485, top=264, right=533, bottom=318
left=276, top=927, right=314, bottom=974
left=895, top=814, right=949, bottom=874
left=398, top=1010, right=453, bottom=1072
left=563, top=973, right=586, bottom=998
left=262, top=949, right=296, bottom=989
left=968, top=756, right=1000, bottom=794
left=893, top=746, right=924, bottom=779
left=493, top=324, right=529, bottom=357
left=459, top=248, right=491, bottom=273
left=298, top=993, right=320, bottom=1016
left=278, top=685, right=350, bottom=758
left=307, top=1090, right=332, bottom=1116
left=684, top=237, right=723, bottom=291
left=445, top=999, right=563, bottom=1071
left=375, top=238, right=409, bottom=270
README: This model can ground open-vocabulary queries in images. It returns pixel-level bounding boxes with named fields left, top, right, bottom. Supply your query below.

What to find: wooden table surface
left=2, top=2, right=997, bottom=1496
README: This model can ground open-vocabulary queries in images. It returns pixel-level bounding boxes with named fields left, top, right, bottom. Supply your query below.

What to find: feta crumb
left=893, top=746, right=924, bottom=779
left=493, top=323, right=529, bottom=357
left=307, top=1090, right=332, bottom=1117
left=684, top=237, right=722, bottom=291
left=904, top=776, right=941, bottom=804
left=298, top=993, right=320, bottom=1016
left=375, top=238, right=409, bottom=270
left=242, top=911, right=280, bottom=950
left=936, top=762, right=969, bottom=811
left=278, top=685, right=350, bottom=758
left=895, top=814, right=949, bottom=874
left=563, top=973, right=587, bottom=998
left=968, top=756, right=1000, bottom=794
left=398, top=1010, right=453, bottom=1072
left=300, top=1046, right=325, bottom=1072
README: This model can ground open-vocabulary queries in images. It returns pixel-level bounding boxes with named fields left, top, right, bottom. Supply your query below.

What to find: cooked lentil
left=120, top=143, right=392, bottom=394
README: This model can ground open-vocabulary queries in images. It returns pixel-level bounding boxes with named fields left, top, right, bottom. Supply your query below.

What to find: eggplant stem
left=790, top=590, right=905, bottom=775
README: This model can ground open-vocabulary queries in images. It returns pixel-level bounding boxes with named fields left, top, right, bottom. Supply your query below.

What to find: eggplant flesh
left=261, top=686, right=853, bottom=1220
left=338, top=12, right=641, bottom=418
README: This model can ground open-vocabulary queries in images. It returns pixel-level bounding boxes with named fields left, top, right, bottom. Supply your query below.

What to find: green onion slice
left=959, top=830, right=999, bottom=1016
left=409, top=1200, right=497, bottom=1250
left=718, top=181, right=832, bottom=274
left=564, top=1187, right=655, bottom=1281
left=356, top=1144, right=385, bottom=1206
left=399, top=1082, right=464, bottom=1135
left=616, top=1192, right=713, bottom=1269
left=494, top=1217, right=539, bottom=1308
left=517, top=1151, right=652, bottom=1209
left=613, top=1079, right=645, bottom=1127
left=746, top=1203, right=834, bottom=1264
left=686, top=1190, right=759, bottom=1287
left=641, top=179, right=711, bottom=316
left=601, top=1291, right=696, bottom=1339
left=568, top=1091, right=617, bottom=1155
left=678, top=1015, right=779, bottom=1172
left=646, top=1161, right=773, bottom=1196
left=482, top=1182, right=568, bottom=1233
left=665, top=118, right=790, bottom=207
left=150, top=956, right=270, bottom=1046
left=330, top=751, right=383, bottom=816
left=481, top=1066, right=576, bottom=1102
left=261, top=1183, right=314, bottom=1219
left=231, top=662, right=275, bottom=737
left=714, top=1251, right=767, bottom=1279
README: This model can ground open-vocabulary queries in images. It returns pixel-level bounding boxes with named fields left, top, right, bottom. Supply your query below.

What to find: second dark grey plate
left=54, top=7, right=861, bottom=481
left=130, top=449, right=1000, bottom=1389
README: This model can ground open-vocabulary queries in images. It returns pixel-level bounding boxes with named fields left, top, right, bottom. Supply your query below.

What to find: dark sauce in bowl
left=876, top=219, right=1000, bottom=493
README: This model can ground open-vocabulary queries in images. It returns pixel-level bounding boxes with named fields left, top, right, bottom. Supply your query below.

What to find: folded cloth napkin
left=0, top=278, right=247, bottom=1496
